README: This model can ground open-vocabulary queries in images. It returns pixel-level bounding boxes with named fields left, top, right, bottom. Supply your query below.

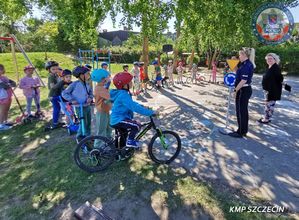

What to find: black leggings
left=235, top=86, right=252, bottom=135
left=112, top=120, right=141, bottom=140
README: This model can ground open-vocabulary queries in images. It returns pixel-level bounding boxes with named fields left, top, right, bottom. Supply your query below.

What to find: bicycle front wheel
left=74, top=136, right=116, bottom=173
left=148, top=130, right=181, bottom=164
left=146, top=81, right=154, bottom=91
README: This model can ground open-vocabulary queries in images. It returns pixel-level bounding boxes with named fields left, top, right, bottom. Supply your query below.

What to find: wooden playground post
left=10, top=39, right=19, bottom=83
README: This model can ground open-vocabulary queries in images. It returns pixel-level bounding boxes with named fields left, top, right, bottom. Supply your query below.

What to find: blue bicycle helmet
left=72, top=66, right=90, bottom=78
left=152, top=60, right=158, bottom=65
left=62, top=69, right=72, bottom=77
left=91, top=69, right=109, bottom=82
left=101, top=62, right=108, bottom=68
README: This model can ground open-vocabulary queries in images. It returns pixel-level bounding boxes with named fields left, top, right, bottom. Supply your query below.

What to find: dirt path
left=137, top=73, right=299, bottom=214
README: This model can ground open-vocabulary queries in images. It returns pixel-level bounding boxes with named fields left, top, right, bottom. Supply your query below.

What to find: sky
left=31, top=4, right=299, bottom=33
left=100, top=6, right=299, bottom=32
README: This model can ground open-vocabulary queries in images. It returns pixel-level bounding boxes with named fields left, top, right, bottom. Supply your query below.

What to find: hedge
left=255, top=45, right=299, bottom=74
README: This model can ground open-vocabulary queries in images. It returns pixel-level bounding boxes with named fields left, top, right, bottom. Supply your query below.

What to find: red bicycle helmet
left=113, top=72, right=133, bottom=89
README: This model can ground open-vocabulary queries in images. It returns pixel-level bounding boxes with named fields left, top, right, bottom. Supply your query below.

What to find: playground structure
left=78, top=49, right=111, bottom=72
left=0, top=34, right=45, bottom=86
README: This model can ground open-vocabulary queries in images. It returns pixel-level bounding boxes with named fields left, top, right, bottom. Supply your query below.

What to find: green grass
left=0, top=52, right=155, bottom=81
left=0, top=122, right=278, bottom=219
left=0, top=52, right=285, bottom=219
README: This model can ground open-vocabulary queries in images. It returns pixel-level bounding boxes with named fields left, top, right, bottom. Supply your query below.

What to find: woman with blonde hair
left=258, top=53, right=283, bottom=124
left=228, top=48, right=255, bottom=138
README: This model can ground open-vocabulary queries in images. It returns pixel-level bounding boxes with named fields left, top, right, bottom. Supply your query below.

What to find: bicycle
left=145, top=73, right=162, bottom=91
left=185, top=72, right=206, bottom=84
left=74, top=116, right=181, bottom=173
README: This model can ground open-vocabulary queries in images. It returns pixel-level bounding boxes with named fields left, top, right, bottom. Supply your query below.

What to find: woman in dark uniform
left=229, top=48, right=255, bottom=138
left=258, top=53, right=283, bottom=124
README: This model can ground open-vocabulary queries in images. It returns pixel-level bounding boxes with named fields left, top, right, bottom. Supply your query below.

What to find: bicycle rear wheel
left=148, top=130, right=181, bottom=164
left=146, top=81, right=154, bottom=91
left=74, top=136, right=116, bottom=173
left=185, top=77, right=192, bottom=84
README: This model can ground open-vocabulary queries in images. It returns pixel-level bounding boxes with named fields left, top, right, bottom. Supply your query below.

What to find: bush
left=255, top=45, right=299, bottom=75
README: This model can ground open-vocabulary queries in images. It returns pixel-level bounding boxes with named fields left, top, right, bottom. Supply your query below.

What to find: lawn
left=0, top=53, right=285, bottom=219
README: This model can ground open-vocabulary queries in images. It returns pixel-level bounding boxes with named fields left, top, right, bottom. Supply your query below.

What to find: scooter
left=58, top=96, right=79, bottom=135
left=11, top=89, right=31, bottom=124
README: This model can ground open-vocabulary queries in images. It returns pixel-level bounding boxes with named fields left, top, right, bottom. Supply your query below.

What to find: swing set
left=78, top=48, right=111, bottom=72
left=0, top=34, right=45, bottom=86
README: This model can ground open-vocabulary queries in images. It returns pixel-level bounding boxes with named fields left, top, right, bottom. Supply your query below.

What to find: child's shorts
left=156, top=76, right=162, bottom=81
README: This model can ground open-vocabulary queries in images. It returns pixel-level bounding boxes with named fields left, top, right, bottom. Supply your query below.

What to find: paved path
left=134, top=74, right=299, bottom=214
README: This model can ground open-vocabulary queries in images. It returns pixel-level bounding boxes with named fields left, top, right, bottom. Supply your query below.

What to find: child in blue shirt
left=62, top=66, right=93, bottom=142
left=110, top=72, right=156, bottom=148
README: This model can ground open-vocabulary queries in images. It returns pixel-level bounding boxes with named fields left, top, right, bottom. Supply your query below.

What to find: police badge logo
left=252, top=3, right=294, bottom=45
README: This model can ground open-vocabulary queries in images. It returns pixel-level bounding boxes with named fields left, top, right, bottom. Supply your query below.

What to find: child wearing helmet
left=91, top=69, right=112, bottom=146
left=131, top=62, right=141, bottom=95
left=62, top=66, right=93, bottom=142
left=152, top=61, right=162, bottom=88
left=110, top=72, right=155, bottom=148
left=101, top=62, right=111, bottom=89
left=161, top=64, right=169, bottom=87
left=191, top=63, right=198, bottom=84
left=167, top=60, right=174, bottom=85
left=176, top=61, right=184, bottom=84
left=49, top=69, right=73, bottom=125
left=19, top=65, right=41, bottom=117
left=46, top=61, right=61, bottom=128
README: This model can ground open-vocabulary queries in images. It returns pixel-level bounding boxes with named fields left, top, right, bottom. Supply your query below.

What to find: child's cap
left=91, top=69, right=109, bottom=83
left=24, top=65, right=35, bottom=71
left=168, top=60, right=173, bottom=63
left=72, top=66, right=90, bottom=78
left=133, top=61, right=139, bottom=66
left=62, top=69, right=72, bottom=77
left=139, top=62, right=144, bottom=66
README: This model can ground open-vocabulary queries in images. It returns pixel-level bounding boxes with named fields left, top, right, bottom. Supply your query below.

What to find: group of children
left=42, top=61, right=156, bottom=148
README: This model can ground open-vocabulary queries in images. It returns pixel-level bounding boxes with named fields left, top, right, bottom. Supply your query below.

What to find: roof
left=99, top=30, right=139, bottom=42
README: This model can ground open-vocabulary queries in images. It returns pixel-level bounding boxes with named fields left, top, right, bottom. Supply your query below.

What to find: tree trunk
left=173, top=21, right=181, bottom=73
left=142, top=35, right=149, bottom=79
left=189, top=48, right=195, bottom=70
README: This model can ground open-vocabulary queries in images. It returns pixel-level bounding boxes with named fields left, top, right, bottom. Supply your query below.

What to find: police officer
left=228, top=48, right=255, bottom=138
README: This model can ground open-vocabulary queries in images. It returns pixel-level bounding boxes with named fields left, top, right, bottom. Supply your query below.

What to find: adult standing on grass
left=228, top=48, right=255, bottom=138
left=0, top=64, right=16, bottom=131
left=258, top=53, right=283, bottom=124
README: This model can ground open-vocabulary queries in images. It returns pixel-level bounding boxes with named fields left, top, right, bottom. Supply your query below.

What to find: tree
left=116, top=0, right=173, bottom=77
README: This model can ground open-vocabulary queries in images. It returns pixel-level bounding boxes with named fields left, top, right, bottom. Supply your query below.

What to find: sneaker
left=126, top=139, right=139, bottom=148
left=0, top=124, right=12, bottom=131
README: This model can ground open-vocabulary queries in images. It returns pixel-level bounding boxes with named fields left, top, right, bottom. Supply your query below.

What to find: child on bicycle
left=19, top=65, right=41, bottom=117
left=46, top=61, right=61, bottom=129
left=110, top=72, right=156, bottom=148
left=91, top=69, right=112, bottom=144
left=62, top=66, right=93, bottom=143
left=152, top=61, right=162, bottom=88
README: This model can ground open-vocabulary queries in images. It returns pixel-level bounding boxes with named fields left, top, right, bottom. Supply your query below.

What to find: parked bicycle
left=74, top=116, right=181, bottom=173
